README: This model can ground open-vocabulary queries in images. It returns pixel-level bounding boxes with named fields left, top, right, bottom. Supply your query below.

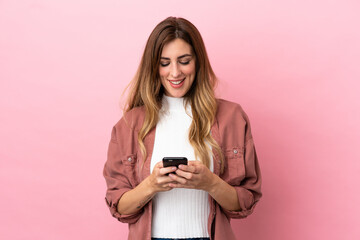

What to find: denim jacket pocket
left=222, top=147, right=245, bottom=185
left=120, top=153, right=138, bottom=186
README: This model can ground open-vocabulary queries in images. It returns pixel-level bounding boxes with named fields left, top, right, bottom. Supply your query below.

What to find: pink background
left=1, top=0, right=359, bottom=239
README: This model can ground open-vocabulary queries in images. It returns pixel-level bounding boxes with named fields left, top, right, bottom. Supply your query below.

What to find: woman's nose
left=170, top=64, right=181, bottom=78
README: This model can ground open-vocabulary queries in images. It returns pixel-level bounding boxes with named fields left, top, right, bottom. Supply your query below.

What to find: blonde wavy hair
left=124, top=17, right=224, bottom=172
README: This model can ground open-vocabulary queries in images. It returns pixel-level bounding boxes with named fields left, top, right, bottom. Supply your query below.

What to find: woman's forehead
left=161, top=38, right=193, bottom=58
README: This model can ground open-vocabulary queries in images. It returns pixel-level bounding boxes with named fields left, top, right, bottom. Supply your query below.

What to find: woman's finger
left=169, top=173, right=187, bottom=184
left=154, top=161, right=164, bottom=168
left=178, top=164, right=197, bottom=173
left=175, top=169, right=194, bottom=180
left=159, top=166, right=177, bottom=176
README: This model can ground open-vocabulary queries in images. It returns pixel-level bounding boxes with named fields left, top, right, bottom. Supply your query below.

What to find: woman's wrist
left=205, top=173, right=241, bottom=211
left=117, top=176, right=156, bottom=215
left=205, top=173, right=220, bottom=194
left=143, top=175, right=157, bottom=196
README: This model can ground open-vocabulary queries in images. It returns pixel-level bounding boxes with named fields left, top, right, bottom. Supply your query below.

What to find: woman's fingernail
left=172, top=167, right=177, bottom=171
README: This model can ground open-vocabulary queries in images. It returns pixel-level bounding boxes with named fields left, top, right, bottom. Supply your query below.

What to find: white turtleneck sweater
left=150, top=95, right=213, bottom=238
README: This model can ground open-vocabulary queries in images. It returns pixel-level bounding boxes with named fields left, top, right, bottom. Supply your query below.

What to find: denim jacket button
left=127, top=157, right=132, bottom=162
left=233, top=149, right=238, bottom=154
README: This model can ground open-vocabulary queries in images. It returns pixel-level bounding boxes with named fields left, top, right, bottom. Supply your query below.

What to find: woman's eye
left=160, top=62, right=170, bottom=67
left=179, top=60, right=190, bottom=65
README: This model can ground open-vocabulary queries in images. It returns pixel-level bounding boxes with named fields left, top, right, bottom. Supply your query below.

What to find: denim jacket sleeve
left=216, top=100, right=262, bottom=219
left=103, top=114, right=143, bottom=224
left=222, top=137, right=262, bottom=219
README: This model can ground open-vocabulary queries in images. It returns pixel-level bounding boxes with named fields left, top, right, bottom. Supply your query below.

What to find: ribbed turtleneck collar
left=161, top=95, right=190, bottom=112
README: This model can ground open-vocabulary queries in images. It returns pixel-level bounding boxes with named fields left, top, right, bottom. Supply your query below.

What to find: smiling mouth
left=168, top=78, right=185, bottom=85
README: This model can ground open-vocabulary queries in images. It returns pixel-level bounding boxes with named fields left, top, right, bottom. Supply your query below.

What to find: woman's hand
left=168, top=160, right=241, bottom=211
left=168, top=161, right=217, bottom=192
left=147, top=161, right=178, bottom=194
left=117, top=161, right=176, bottom=215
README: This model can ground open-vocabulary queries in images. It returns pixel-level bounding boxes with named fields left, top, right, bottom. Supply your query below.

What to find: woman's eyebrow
left=160, top=54, right=192, bottom=60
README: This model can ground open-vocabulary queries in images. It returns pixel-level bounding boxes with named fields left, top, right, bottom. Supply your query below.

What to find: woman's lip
left=168, top=78, right=185, bottom=82
left=168, top=78, right=185, bottom=88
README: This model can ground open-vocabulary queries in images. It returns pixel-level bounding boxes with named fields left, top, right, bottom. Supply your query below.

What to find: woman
left=103, top=17, right=262, bottom=240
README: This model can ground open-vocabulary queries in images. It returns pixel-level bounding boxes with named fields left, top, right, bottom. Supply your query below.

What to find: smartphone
left=162, top=157, right=188, bottom=172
